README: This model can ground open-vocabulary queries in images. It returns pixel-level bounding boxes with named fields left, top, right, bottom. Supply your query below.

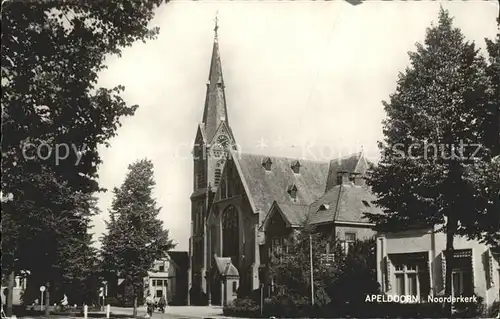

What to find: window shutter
left=385, top=256, right=391, bottom=291
left=487, top=250, right=494, bottom=288
left=441, top=252, right=446, bottom=295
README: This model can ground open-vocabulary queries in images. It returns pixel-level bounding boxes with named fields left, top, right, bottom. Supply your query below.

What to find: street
left=109, top=305, right=229, bottom=319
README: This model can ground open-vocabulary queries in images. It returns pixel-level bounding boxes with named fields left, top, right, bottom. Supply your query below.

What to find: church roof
left=307, top=184, right=381, bottom=225
left=232, top=152, right=330, bottom=222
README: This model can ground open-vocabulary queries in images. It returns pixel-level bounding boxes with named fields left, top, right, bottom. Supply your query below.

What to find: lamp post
left=309, top=235, right=314, bottom=306
left=102, top=281, right=108, bottom=311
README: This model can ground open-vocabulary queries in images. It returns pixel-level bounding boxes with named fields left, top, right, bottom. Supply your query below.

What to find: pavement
left=14, top=305, right=238, bottom=319
left=109, top=305, right=231, bottom=319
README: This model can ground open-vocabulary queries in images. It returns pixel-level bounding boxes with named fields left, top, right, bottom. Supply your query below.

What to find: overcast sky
left=92, top=0, right=499, bottom=251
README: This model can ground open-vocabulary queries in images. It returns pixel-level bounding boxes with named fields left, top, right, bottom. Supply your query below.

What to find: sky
left=93, top=0, right=499, bottom=251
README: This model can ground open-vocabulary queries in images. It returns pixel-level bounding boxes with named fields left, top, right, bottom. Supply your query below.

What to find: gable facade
left=377, top=228, right=500, bottom=308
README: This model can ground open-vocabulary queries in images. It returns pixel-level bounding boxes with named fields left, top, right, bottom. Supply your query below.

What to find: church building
left=188, top=22, right=381, bottom=306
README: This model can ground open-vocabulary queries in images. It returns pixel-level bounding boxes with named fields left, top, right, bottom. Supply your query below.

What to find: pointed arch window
left=222, top=205, right=239, bottom=266
left=220, top=178, right=227, bottom=199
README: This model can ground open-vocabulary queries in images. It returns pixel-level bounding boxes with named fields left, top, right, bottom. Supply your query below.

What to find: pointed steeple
left=202, top=13, right=229, bottom=141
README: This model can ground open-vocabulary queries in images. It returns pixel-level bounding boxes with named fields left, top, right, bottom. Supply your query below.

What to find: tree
left=327, top=238, right=379, bottom=309
left=2, top=1, right=168, bottom=315
left=267, top=222, right=345, bottom=315
left=482, top=26, right=500, bottom=248
left=266, top=224, right=379, bottom=317
left=101, top=159, right=175, bottom=317
left=484, top=29, right=500, bottom=157
left=366, top=9, right=500, bottom=315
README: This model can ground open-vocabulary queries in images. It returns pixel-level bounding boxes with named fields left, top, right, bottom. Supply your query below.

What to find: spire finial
left=213, top=11, right=219, bottom=40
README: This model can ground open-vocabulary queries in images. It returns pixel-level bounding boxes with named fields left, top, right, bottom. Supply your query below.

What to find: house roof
left=167, top=251, right=189, bottom=270
left=261, top=201, right=309, bottom=230
left=325, top=152, right=367, bottom=192
left=307, top=184, right=381, bottom=225
left=279, top=203, right=309, bottom=226
left=233, top=152, right=330, bottom=222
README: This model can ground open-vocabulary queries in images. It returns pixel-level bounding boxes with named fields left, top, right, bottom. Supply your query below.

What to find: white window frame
left=343, top=232, right=356, bottom=254
left=271, top=237, right=283, bottom=254
left=321, top=242, right=335, bottom=265
left=271, top=237, right=287, bottom=262
left=393, top=262, right=427, bottom=298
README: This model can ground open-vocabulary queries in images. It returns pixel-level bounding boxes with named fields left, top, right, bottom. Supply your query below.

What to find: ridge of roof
left=234, top=151, right=331, bottom=164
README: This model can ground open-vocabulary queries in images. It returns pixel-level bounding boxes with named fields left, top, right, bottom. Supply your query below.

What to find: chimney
left=336, top=171, right=350, bottom=185
left=351, top=173, right=365, bottom=186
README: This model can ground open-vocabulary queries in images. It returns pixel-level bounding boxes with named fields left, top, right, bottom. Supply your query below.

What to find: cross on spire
left=213, top=11, right=219, bottom=39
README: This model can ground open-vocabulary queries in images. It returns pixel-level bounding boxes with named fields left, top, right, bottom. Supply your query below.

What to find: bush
left=223, top=298, right=262, bottom=318
left=105, top=297, right=120, bottom=307
left=487, top=300, right=500, bottom=318
left=453, top=294, right=485, bottom=318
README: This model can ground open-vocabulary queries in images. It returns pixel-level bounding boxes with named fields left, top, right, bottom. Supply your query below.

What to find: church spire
left=202, top=12, right=229, bottom=141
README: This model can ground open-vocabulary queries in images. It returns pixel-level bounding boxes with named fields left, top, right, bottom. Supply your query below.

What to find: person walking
left=145, top=293, right=154, bottom=318
left=157, top=296, right=166, bottom=313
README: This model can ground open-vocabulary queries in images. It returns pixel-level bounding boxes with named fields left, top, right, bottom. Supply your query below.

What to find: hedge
left=223, top=296, right=490, bottom=318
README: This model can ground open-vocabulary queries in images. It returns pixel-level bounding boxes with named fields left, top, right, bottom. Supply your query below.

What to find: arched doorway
left=222, top=205, right=239, bottom=266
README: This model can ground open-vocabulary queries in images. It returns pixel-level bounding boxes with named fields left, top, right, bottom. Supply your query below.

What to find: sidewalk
left=157, top=305, right=224, bottom=318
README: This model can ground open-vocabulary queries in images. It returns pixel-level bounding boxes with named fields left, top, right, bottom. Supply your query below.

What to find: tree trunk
left=6, top=270, right=14, bottom=317
left=133, top=295, right=137, bottom=318
left=444, top=217, right=457, bottom=316
left=45, top=281, right=51, bottom=317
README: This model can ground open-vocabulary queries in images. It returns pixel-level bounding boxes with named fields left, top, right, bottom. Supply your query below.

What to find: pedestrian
left=145, top=292, right=154, bottom=318
left=157, top=295, right=166, bottom=313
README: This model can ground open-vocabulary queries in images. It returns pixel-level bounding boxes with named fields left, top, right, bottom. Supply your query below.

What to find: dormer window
left=291, top=160, right=301, bottom=174
left=262, top=157, right=273, bottom=171
left=318, top=204, right=330, bottom=211
left=287, top=184, right=298, bottom=199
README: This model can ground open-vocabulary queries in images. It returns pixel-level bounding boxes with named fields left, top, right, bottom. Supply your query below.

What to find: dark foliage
left=2, top=0, right=169, bottom=316
left=100, top=159, right=175, bottom=316
left=365, top=8, right=500, bottom=315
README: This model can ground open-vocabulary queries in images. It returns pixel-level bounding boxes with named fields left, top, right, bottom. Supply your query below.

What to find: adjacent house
left=111, top=251, right=189, bottom=306
left=1, top=275, right=28, bottom=306
left=376, top=227, right=500, bottom=308
left=143, top=251, right=189, bottom=305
